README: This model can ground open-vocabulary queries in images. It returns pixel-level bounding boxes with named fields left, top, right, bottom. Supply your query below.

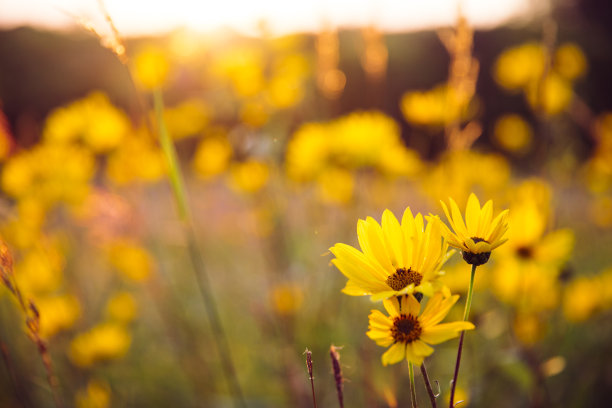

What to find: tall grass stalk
left=1, top=243, right=63, bottom=408
left=420, top=362, right=437, bottom=408
left=153, top=89, right=246, bottom=408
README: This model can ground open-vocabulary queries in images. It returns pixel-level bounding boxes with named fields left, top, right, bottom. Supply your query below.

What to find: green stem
left=153, top=88, right=246, bottom=408
left=153, top=89, right=190, bottom=222
left=462, top=264, right=477, bottom=321
left=409, top=361, right=418, bottom=408
left=449, top=264, right=477, bottom=408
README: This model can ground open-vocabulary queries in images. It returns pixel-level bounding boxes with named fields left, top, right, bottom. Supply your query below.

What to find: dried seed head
left=304, top=348, right=314, bottom=380
left=330, top=345, right=344, bottom=408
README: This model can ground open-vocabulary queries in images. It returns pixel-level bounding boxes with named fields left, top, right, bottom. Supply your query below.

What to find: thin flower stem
left=153, top=89, right=246, bottom=408
left=420, top=362, right=437, bottom=408
left=409, top=361, right=418, bottom=408
left=449, top=264, right=477, bottom=408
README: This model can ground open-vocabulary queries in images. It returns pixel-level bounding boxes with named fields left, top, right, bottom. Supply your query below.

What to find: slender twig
left=1, top=243, right=63, bottom=408
left=153, top=89, right=246, bottom=408
left=420, top=361, right=437, bottom=408
left=304, top=349, right=318, bottom=408
left=409, top=361, right=418, bottom=408
left=449, top=264, right=477, bottom=408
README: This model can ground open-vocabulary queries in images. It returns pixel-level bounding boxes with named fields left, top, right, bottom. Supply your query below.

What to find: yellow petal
left=382, top=209, right=406, bottom=267
left=331, top=242, right=389, bottom=280
left=420, top=294, right=458, bottom=326
left=405, top=342, right=425, bottom=366
left=411, top=340, right=434, bottom=358
left=449, top=197, right=469, bottom=237
left=341, top=280, right=370, bottom=296
left=465, top=193, right=481, bottom=236
left=478, top=200, right=493, bottom=238
left=420, top=321, right=475, bottom=344
left=383, top=297, right=401, bottom=317
left=382, top=343, right=406, bottom=366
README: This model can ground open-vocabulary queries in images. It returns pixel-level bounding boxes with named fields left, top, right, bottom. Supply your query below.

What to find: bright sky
left=0, top=0, right=538, bottom=36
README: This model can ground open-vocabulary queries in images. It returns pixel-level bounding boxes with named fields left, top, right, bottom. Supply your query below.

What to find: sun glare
left=2, top=0, right=535, bottom=35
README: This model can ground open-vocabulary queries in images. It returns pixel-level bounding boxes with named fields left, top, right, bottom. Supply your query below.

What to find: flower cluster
left=330, top=194, right=508, bottom=366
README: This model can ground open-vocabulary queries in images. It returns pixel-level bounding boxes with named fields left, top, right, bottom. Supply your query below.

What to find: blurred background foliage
left=1, top=0, right=612, bottom=407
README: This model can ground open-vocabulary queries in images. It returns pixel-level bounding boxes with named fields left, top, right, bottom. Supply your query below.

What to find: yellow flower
left=69, top=323, right=131, bottom=367
left=107, top=240, right=154, bottom=282
left=493, top=114, right=533, bottom=155
left=105, top=292, right=138, bottom=323
left=228, top=160, right=270, bottom=194
left=37, top=294, right=81, bottom=339
left=330, top=208, right=451, bottom=301
left=192, top=135, right=233, bottom=179
left=367, top=293, right=474, bottom=366
left=554, top=43, right=587, bottom=81
left=494, top=43, right=545, bottom=91
left=75, top=379, right=111, bottom=408
left=270, top=283, right=304, bottom=316
left=132, top=46, right=170, bottom=90
left=441, top=193, right=509, bottom=265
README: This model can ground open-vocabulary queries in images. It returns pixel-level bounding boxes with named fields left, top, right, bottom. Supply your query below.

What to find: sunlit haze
left=1, top=0, right=537, bottom=36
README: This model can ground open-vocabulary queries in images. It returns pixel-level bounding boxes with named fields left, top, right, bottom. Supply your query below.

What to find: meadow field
left=1, top=2, right=612, bottom=407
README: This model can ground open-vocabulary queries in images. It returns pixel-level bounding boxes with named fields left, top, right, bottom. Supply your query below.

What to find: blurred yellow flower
left=493, top=114, right=533, bottom=155
left=330, top=208, right=450, bottom=301
left=554, top=43, right=587, bottom=80
left=75, top=379, right=111, bottom=408
left=286, top=123, right=329, bottom=182
left=105, top=129, right=166, bottom=185
left=228, top=160, right=270, bottom=194
left=270, top=284, right=304, bottom=316
left=163, top=99, right=211, bottom=140
left=490, top=180, right=573, bottom=312
left=43, top=91, right=130, bottom=152
left=563, top=276, right=601, bottom=322
left=494, top=42, right=545, bottom=91
left=107, top=241, right=154, bottom=282
left=69, top=323, right=131, bottom=367
left=192, top=134, right=233, bottom=179
left=367, top=293, right=474, bottom=366
left=526, top=73, right=573, bottom=116
left=286, top=111, right=421, bottom=186
left=2, top=143, right=95, bottom=206
left=400, top=84, right=474, bottom=126
left=212, top=47, right=265, bottom=98
left=132, top=46, right=170, bottom=90
left=422, top=150, right=511, bottom=208
left=37, top=294, right=80, bottom=339
left=441, top=193, right=509, bottom=265
left=15, top=246, right=65, bottom=294
left=105, top=291, right=138, bottom=323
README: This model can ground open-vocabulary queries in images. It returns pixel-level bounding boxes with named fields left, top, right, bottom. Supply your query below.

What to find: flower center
left=462, top=237, right=492, bottom=266
left=391, top=314, right=422, bottom=344
left=386, top=268, right=422, bottom=291
left=516, top=245, right=534, bottom=259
